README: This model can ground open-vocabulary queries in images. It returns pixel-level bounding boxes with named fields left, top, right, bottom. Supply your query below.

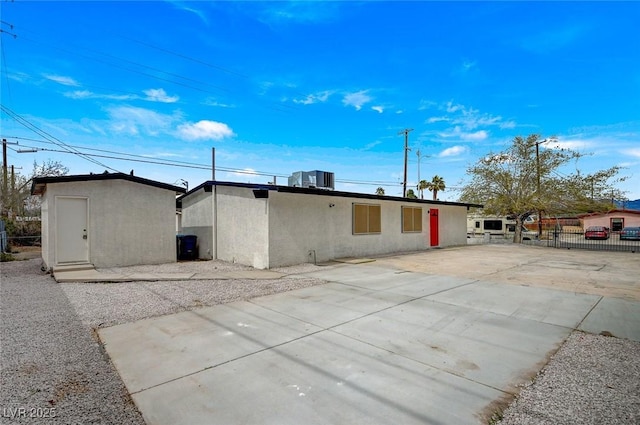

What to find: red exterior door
left=429, top=209, right=439, bottom=247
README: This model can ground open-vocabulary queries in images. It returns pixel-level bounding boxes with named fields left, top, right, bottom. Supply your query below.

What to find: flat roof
left=31, top=172, right=187, bottom=195
left=179, top=180, right=483, bottom=209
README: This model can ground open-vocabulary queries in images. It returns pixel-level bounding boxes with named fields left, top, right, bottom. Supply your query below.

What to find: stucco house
left=579, top=209, right=640, bottom=232
left=179, top=181, right=482, bottom=269
left=31, top=172, right=185, bottom=270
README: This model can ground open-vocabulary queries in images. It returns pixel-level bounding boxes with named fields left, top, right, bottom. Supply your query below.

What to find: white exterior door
left=56, top=197, right=89, bottom=264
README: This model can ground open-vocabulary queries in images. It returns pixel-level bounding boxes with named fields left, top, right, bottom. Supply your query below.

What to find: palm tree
left=426, top=175, right=446, bottom=200
left=375, top=187, right=385, bottom=196
left=416, top=180, right=429, bottom=200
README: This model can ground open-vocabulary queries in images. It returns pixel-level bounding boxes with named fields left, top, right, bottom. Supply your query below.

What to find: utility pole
left=211, top=147, right=216, bottom=181
left=398, top=129, right=413, bottom=197
left=2, top=139, right=7, bottom=217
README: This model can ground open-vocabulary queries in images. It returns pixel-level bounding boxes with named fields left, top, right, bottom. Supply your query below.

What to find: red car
left=584, top=226, right=610, bottom=240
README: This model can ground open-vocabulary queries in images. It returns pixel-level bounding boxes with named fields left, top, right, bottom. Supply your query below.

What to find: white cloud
left=445, top=101, right=463, bottom=113
left=462, top=130, right=488, bottom=141
left=144, top=88, right=179, bottom=103
left=440, top=146, right=468, bottom=157
left=549, top=138, right=593, bottom=150
left=44, top=74, right=80, bottom=86
left=432, top=101, right=517, bottom=133
left=371, top=105, right=384, bottom=113
left=169, top=1, right=209, bottom=25
left=65, top=90, right=93, bottom=99
left=203, top=98, right=234, bottom=108
left=461, top=60, right=476, bottom=72
left=107, top=106, right=176, bottom=136
left=439, top=126, right=488, bottom=141
left=622, top=148, right=640, bottom=158
left=364, top=140, right=382, bottom=150
left=426, top=116, right=449, bottom=124
left=228, top=168, right=258, bottom=177
left=177, top=120, right=234, bottom=141
left=342, top=90, right=372, bottom=111
left=293, top=90, right=333, bottom=105
left=418, top=99, right=437, bottom=111
left=64, top=90, right=133, bottom=101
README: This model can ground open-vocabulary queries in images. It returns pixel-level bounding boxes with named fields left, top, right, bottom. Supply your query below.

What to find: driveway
left=99, top=245, right=640, bottom=425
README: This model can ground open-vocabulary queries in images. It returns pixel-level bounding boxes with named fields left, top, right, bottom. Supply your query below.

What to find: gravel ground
left=1, top=259, right=327, bottom=424
left=62, top=272, right=326, bottom=329
left=496, top=332, right=640, bottom=425
left=3, top=258, right=639, bottom=424
left=1, top=259, right=145, bottom=425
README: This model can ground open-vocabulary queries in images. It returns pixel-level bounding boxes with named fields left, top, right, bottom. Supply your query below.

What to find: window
left=483, top=220, right=503, bottom=231
left=353, top=204, right=381, bottom=234
left=611, top=218, right=624, bottom=232
left=475, top=221, right=480, bottom=229
left=402, top=206, right=422, bottom=233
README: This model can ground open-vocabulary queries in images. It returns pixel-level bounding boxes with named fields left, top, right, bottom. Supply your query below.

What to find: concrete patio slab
left=299, top=264, right=455, bottom=291
left=131, top=331, right=505, bottom=425
left=98, top=247, right=640, bottom=424
left=333, top=298, right=570, bottom=392
left=427, top=280, right=601, bottom=328
left=250, top=282, right=413, bottom=328
left=99, top=301, right=322, bottom=393
left=578, top=297, right=640, bottom=341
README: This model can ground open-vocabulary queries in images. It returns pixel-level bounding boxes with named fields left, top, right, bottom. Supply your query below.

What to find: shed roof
left=31, top=172, right=187, bottom=196
left=178, top=180, right=483, bottom=209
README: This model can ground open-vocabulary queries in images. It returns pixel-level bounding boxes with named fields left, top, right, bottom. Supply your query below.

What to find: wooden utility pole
left=2, top=139, right=7, bottom=217
left=398, top=129, right=413, bottom=197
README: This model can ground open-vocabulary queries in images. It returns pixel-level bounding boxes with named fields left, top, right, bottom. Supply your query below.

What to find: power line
left=119, top=35, right=248, bottom=78
left=3, top=135, right=405, bottom=187
left=1, top=105, right=121, bottom=173
left=13, top=29, right=299, bottom=113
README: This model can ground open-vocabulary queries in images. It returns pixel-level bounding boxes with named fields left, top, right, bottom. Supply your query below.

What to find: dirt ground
left=4, top=245, right=42, bottom=261
left=371, top=244, right=640, bottom=301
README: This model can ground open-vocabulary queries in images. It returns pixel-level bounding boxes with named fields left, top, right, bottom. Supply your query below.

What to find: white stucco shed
left=31, top=173, right=185, bottom=270
left=179, top=181, right=481, bottom=269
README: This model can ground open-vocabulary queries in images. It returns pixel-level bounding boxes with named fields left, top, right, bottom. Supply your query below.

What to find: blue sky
left=1, top=1, right=639, bottom=201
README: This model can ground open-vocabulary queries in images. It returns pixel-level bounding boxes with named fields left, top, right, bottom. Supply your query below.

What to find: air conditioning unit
left=288, top=170, right=335, bottom=190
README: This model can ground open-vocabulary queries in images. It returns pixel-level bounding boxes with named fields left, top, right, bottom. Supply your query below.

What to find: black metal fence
left=522, top=229, right=640, bottom=253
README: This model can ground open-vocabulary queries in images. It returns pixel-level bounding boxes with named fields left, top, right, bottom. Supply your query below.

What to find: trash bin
left=177, top=235, right=198, bottom=261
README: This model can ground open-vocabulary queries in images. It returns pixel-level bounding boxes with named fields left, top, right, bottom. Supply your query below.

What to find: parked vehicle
left=467, top=215, right=516, bottom=236
left=584, top=226, right=610, bottom=240
left=620, top=226, right=640, bottom=241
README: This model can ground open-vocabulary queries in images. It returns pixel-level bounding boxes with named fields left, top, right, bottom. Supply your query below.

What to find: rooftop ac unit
left=288, top=170, right=335, bottom=190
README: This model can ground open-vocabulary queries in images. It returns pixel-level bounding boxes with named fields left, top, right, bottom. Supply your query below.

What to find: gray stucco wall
left=215, top=186, right=269, bottom=269
left=431, top=204, right=468, bottom=247
left=180, top=184, right=470, bottom=269
left=41, top=179, right=177, bottom=268
left=180, top=188, right=214, bottom=260
left=268, top=192, right=465, bottom=267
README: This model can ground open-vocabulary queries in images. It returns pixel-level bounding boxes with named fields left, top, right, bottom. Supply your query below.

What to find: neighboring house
left=31, top=173, right=185, bottom=270
left=179, top=181, right=482, bottom=269
left=579, top=209, right=640, bottom=232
